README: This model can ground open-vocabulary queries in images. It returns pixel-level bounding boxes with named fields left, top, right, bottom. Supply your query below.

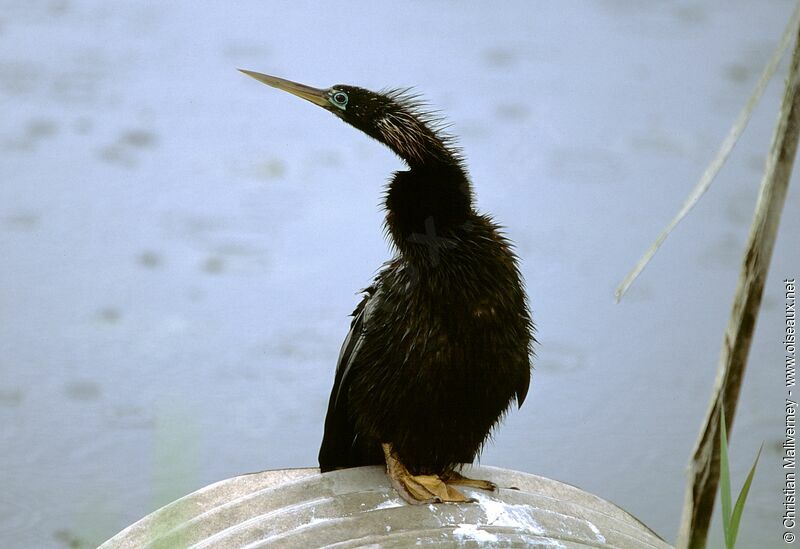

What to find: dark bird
left=240, top=69, right=534, bottom=504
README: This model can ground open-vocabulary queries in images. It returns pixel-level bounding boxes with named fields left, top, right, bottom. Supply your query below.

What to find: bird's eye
left=331, top=91, right=348, bottom=109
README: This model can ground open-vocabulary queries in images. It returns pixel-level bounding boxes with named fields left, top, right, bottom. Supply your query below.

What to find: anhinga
left=240, top=69, right=534, bottom=504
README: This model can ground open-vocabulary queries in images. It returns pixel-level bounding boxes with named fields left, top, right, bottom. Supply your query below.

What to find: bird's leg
left=381, top=443, right=473, bottom=505
left=441, top=469, right=497, bottom=492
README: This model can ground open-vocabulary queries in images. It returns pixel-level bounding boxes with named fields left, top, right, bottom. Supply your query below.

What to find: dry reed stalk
left=676, top=17, right=800, bottom=549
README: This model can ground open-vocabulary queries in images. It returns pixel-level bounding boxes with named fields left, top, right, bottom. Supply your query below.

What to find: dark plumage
left=240, top=70, right=533, bottom=503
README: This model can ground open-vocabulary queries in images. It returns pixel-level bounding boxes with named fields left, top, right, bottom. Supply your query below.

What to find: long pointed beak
left=238, top=69, right=329, bottom=107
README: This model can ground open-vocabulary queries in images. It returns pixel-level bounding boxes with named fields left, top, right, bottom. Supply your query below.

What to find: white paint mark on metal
left=373, top=498, right=404, bottom=510
left=587, top=519, right=607, bottom=544
left=472, top=491, right=546, bottom=534
left=452, top=523, right=498, bottom=543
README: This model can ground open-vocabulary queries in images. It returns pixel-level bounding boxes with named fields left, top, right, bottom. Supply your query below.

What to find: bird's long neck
left=374, top=110, right=457, bottom=170
left=365, top=101, right=474, bottom=264
left=382, top=153, right=473, bottom=266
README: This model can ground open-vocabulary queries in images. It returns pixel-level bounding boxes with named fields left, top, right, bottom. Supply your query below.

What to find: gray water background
left=1, top=1, right=799, bottom=547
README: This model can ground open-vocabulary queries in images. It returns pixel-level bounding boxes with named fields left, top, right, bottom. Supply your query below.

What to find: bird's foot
left=382, top=443, right=473, bottom=505
left=441, top=470, right=497, bottom=492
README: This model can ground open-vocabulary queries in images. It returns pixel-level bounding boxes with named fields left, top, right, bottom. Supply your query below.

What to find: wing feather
left=318, top=287, right=378, bottom=470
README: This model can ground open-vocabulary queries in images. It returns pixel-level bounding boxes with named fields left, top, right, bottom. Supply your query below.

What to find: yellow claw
left=382, top=443, right=477, bottom=504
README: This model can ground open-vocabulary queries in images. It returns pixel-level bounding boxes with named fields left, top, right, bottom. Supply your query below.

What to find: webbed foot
left=382, top=443, right=473, bottom=504
left=442, top=469, right=497, bottom=492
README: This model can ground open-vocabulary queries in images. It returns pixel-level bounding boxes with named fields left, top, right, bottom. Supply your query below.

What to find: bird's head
left=239, top=69, right=460, bottom=169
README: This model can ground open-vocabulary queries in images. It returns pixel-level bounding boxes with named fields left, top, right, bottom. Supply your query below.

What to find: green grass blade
left=719, top=406, right=733, bottom=548
left=728, top=443, right=764, bottom=548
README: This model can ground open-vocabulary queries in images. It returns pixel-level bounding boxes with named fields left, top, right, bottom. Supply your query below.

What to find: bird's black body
left=313, top=86, right=534, bottom=476
left=239, top=70, right=533, bottom=483
left=319, top=214, right=532, bottom=475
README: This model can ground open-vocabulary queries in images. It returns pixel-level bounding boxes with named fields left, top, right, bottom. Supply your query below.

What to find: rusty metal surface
left=99, top=466, right=671, bottom=548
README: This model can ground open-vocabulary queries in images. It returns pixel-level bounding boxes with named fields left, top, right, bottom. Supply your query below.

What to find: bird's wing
left=516, top=367, right=530, bottom=408
left=318, top=286, right=380, bottom=470
left=332, top=294, right=370, bottom=410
